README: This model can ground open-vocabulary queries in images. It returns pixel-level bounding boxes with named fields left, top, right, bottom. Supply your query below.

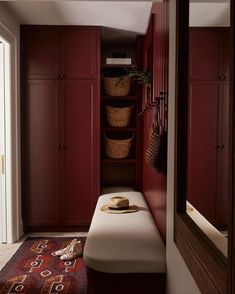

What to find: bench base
left=87, top=267, right=166, bottom=294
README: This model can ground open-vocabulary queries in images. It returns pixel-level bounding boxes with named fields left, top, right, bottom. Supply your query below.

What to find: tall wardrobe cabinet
left=187, top=28, right=229, bottom=227
left=21, top=26, right=100, bottom=230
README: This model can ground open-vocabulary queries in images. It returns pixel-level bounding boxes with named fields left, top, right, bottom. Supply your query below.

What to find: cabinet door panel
left=64, top=80, right=99, bottom=225
left=22, top=29, right=60, bottom=79
left=222, top=29, right=230, bottom=81
left=63, top=29, right=99, bottom=79
left=26, top=80, right=60, bottom=225
left=217, top=82, right=229, bottom=226
left=189, top=30, right=220, bottom=81
left=187, top=82, right=219, bottom=224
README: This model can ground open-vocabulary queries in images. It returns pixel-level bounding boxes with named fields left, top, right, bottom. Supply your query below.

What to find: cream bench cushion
left=84, top=191, right=166, bottom=273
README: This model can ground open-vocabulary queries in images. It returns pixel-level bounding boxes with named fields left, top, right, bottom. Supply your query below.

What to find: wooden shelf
left=103, top=127, right=136, bottom=132
left=102, top=95, right=137, bottom=100
left=101, top=159, right=136, bottom=164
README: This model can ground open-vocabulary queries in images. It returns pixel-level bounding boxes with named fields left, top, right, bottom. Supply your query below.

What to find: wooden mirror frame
left=174, top=1, right=235, bottom=293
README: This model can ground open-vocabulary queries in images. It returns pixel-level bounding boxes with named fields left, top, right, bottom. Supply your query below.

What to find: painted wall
left=0, top=3, right=19, bottom=34
left=143, top=109, right=166, bottom=241
left=0, top=3, right=22, bottom=243
left=166, top=0, right=201, bottom=293
left=190, top=3, right=230, bottom=27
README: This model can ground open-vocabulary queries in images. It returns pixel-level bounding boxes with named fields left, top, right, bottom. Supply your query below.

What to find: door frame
left=0, top=40, right=7, bottom=243
left=0, top=21, right=22, bottom=243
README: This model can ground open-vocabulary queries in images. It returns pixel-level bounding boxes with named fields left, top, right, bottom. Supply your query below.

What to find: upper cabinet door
left=63, top=28, right=100, bottom=79
left=21, top=28, right=60, bottom=79
left=189, top=29, right=220, bottom=81
left=222, top=29, right=230, bottom=81
left=151, top=2, right=169, bottom=100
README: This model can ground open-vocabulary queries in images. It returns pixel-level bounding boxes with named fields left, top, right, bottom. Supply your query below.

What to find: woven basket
left=105, top=104, right=133, bottom=127
left=103, top=75, right=131, bottom=96
left=105, top=134, right=134, bottom=159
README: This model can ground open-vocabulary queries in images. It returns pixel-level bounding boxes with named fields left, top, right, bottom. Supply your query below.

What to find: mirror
left=174, top=0, right=235, bottom=292
left=186, top=0, right=230, bottom=256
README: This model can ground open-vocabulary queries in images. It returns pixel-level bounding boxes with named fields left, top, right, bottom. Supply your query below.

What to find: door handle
left=57, top=145, right=66, bottom=149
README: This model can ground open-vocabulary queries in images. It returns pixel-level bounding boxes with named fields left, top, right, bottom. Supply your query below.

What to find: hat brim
left=100, top=204, right=139, bottom=214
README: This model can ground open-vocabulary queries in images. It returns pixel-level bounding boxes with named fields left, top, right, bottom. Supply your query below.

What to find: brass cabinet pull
left=1, top=155, right=5, bottom=175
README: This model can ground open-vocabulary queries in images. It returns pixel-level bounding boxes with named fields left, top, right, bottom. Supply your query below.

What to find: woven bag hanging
left=145, top=105, right=167, bottom=173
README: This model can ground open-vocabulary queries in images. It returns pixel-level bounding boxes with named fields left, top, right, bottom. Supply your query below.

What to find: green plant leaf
left=126, top=67, right=152, bottom=88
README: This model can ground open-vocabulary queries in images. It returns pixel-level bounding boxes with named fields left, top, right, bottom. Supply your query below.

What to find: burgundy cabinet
left=189, top=28, right=229, bottom=81
left=222, top=30, right=230, bottom=81
left=189, top=30, right=220, bottom=80
left=187, top=82, right=219, bottom=224
left=142, top=2, right=169, bottom=241
left=21, top=26, right=100, bottom=80
left=63, top=28, right=99, bottom=79
left=21, top=29, right=61, bottom=79
left=152, top=2, right=169, bottom=100
left=21, top=26, right=100, bottom=230
left=217, top=82, right=229, bottom=225
left=187, top=28, right=230, bottom=227
left=64, top=80, right=99, bottom=225
left=26, top=80, right=60, bottom=225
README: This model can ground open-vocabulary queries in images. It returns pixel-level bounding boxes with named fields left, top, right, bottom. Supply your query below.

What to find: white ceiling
left=190, top=0, right=229, bottom=2
left=3, top=0, right=230, bottom=41
left=190, top=3, right=230, bottom=26
left=4, top=1, right=154, bottom=42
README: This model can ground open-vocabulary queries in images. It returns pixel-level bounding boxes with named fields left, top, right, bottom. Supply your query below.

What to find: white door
left=0, top=41, right=7, bottom=244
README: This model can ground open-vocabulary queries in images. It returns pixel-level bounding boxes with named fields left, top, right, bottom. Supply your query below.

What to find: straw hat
left=100, top=196, right=138, bottom=214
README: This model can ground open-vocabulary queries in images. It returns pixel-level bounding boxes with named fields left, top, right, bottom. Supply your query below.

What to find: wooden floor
left=0, top=232, right=87, bottom=270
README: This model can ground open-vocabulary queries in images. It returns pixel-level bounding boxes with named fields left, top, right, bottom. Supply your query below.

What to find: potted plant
left=126, top=67, right=152, bottom=88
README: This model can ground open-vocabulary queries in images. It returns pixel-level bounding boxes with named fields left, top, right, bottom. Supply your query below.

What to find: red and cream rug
left=0, top=237, right=87, bottom=293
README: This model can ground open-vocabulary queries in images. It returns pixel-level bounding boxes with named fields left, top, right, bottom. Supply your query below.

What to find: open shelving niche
left=100, top=39, right=143, bottom=191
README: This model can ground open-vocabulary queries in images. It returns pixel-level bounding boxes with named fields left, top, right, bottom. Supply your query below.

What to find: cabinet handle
left=57, top=145, right=66, bottom=149
left=218, top=75, right=226, bottom=80
left=58, top=74, right=65, bottom=79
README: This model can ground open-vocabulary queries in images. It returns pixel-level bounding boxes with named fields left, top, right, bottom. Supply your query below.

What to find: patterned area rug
left=0, top=237, right=87, bottom=293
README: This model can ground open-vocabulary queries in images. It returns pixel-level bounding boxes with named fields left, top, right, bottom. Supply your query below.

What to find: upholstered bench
left=84, top=190, right=166, bottom=294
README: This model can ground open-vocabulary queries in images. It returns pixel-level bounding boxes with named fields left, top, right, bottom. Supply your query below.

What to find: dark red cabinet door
left=187, top=82, right=219, bottom=224
left=26, top=80, right=60, bottom=225
left=64, top=80, right=99, bottom=225
left=22, top=29, right=60, bottom=79
left=63, top=28, right=99, bottom=79
left=217, top=82, right=229, bottom=225
left=152, top=2, right=168, bottom=99
left=189, top=30, right=220, bottom=81
left=222, top=29, right=230, bottom=81
left=22, top=26, right=100, bottom=229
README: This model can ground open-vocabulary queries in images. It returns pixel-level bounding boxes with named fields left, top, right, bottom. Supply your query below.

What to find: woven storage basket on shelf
left=105, top=104, right=133, bottom=127
left=103, top=75, right=131, bottom=96
left=105, top=134, right=134, bottom=159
